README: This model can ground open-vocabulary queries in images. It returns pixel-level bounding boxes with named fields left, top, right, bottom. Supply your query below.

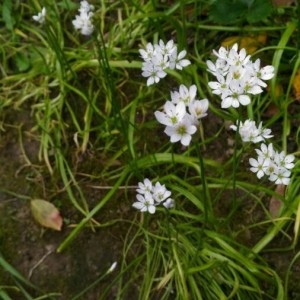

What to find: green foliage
left=2, top=0, right=16, bottom=30
left=14, top=52, right=30, bottom=72
left=56, top=0, right=77, bottom=10
left=209, top=0, right=273, bottom=24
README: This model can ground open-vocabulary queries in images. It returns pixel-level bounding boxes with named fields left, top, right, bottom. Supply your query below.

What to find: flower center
left=177, top=124, right=187, bottom=135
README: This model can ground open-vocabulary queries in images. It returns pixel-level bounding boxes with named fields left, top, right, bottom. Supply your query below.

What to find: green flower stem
left=271, top=22, right=297, bottom=104
left=195, top=142, right=212, bottom=223
left=282, top=53, right=300, bottom=152
left=251, top=197, right=300, bottom=255
left=56, top=149, right=89, bottom=216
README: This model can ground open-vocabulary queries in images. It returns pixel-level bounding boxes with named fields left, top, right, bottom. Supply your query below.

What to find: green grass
left=1, top=0, right=300, bottom=299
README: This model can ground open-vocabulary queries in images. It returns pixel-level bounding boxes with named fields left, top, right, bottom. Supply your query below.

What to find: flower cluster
left=230, top=118, right=295, bottom=185
left=249, top=143, right=295, bottom=185
left=139, top=40, right=191, bottom=86
left=154, top=84, right=209, bottom=146
left=32, top=7, right=46, bottom=24
left=132, top=179, right=174, bottom=214
left=207, top=43, right=274, bottom=108
left=230, top=119, right=273, bottom=143
left=72, top=0, right=94, bottom=35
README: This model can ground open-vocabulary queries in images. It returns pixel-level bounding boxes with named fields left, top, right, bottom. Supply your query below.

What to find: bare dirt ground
left=0, top=109, right=139, bottom=299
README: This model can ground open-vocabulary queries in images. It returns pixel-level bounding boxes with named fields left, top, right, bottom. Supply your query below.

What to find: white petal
left=147, top=77, right=155, bottom=86
left=132, top=202, right=144, bottom=210
left=177, top=50, right=187, bottom=59
left=154, top=111, right=169, bottom=126
left=221, top=97, right=232, bottom=108
left=238, top=95, right=250, bottom=106
left=178, top=59, right=191, bottom=68
left=249, top=158, right=258, bottom=167
left=148, top=206, right=156, bottom=214
left=181, top=134, right=192, bottom=146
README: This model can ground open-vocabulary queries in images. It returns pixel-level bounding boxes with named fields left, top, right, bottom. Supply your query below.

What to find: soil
left=0, top=109, right=138, bottom=299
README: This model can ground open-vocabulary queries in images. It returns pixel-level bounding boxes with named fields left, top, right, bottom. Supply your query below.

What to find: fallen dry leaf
left=269, top=184, right=286, bottom=218
left=31, top=199, right=63, bottom=231
left=292, top=69, right=300, bottom=101
left=263, top=83, right=283, bottom=117
left=272, top=0, right=295, bottom=6
left=221, top=35, right=267, bottom=54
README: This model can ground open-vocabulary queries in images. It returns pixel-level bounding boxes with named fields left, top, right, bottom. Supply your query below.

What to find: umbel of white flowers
left=139, top=40, right=191, bottom=86
left=230, top=119, right=273, bottom=144
left=132, top=178, right=174, bottom=214
left=207, top=43, right=275, bottom=109
left=249, top=143, right=295, bottom=185
left=155, top=84, right=209, bottom=146
left=230, top=119, right=295, bottom=185
left=72, top=0, right=94, bottom=35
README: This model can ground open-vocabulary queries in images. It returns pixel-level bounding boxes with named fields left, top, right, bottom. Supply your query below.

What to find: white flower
left=156, top=39, right=176, bottom=57
left=152, top=182, right=172, bottom=203
left=136, top=178, right=153, bottom=195
left=231, top=120, right=258, bottom=143
left=263, top=159, right=278, bottom=176
left=72, top=11, right=94, bottom=35
left=154, top=101, right=186, bottom=127
left=208, top=46, right=230, bottom=76
left=171, top=84, right=197, bottom=105
left=163, top=198, right=175, bottom=209
left=249, top=156, right=269, bottom=179
left=139, top=43, right=156, bottom=61
left=227, top=65, right=247, bottom=82
left=32, top=7, right=46, bottom=24
left=258, top=65, right=275, bottom=80
left=208, top=73, right=231, bottom=99
left=258, top=122, right=273, bottom=140
left=151, top=52, right=169, bottom=70
left=79, top=0, right=94, bottom=14
left=73, top=1, right=94, bottom=35
left=255, top=143, right=274, bottom=160
left=221, top=79, right=251, bottom=108
left=227, top=43, right=251, bottom=67
left=207, top=60, right=221, bottom=77
left=164, top=114, right=197, bottom=146
left=213, top=46, right=229, bottom=61
left=132, top=193, right=156, bottom=214
left=240, top=72, right=263, bottom=95
left=188, top=99, right=209, bottom=125
left=230, top=120, right=272, bottom=143
left=274, top=151, right=295, bottom=170
left=141, top=62, right=167, bottom=86
left=169, top=49, right=191, bottom=70
left=269, top=167, right=291, bottom=185
left=250, top=59, right=275, bottom=85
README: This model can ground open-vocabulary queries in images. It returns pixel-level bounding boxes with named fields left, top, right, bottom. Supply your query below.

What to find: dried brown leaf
left=272, top=0, right=295, bottom=7
left=269, top=184, right=285, bottom=218
left=221, top=34, right=267, bottom=54
left=292, top=69, right=300, bottom=101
